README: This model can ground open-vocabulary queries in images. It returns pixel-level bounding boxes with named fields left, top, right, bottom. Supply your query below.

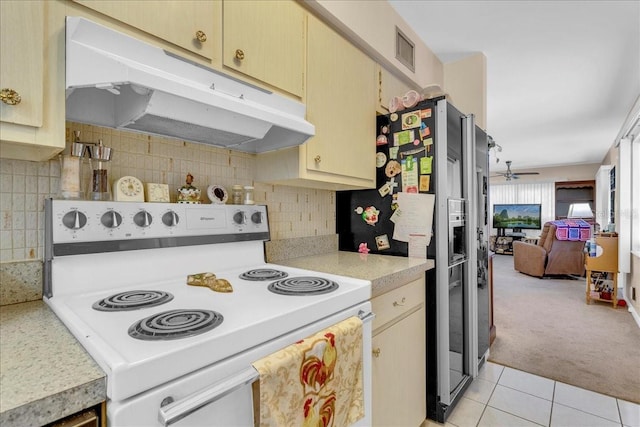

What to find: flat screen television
left=492, top=203, right=542, bottom=235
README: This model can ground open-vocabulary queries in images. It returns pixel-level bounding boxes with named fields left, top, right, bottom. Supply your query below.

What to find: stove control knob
left=100, top=211, right=122, bottom=229
left=161, top=211, right=180, bottom=227
left=251, top=211, right=263, bottom=224
left=133, top=210, right=153, bottom=228
left=233, top=211, right=246, bottom=225
left=62, top=210, right=87, bottom=230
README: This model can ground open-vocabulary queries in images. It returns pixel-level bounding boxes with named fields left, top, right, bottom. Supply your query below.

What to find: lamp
left=567, top=203, right=594, bottom=219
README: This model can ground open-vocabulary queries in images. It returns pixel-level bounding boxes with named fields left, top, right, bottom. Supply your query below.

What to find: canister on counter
left=231, top=184, right=243, bottom=205
left=243, top=186, right=255, bottom=205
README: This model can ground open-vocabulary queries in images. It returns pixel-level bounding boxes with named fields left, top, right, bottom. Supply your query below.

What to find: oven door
left=108, top=302, right=373, bottom=426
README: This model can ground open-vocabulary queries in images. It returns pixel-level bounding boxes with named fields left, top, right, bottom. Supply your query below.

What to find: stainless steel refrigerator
left=336, top=97, right=490, bottom=422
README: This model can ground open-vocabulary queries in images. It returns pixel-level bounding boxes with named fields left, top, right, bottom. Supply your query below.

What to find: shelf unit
left=585, top=235, right=618, bottom=308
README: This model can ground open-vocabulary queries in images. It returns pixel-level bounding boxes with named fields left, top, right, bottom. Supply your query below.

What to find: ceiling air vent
left=395, top=27, right=415, bottom=72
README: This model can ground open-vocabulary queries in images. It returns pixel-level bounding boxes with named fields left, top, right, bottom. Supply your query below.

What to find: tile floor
left=424, top=361, right=640, bottom=427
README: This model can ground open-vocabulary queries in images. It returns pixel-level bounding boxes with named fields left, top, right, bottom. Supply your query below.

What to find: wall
left=489, top=163, right=600, bottom=185
left=306, top=0, right=444, bottom=89
left=0, top=123, right=335, bottom=262
left=444, top=53, right=487, bottom=130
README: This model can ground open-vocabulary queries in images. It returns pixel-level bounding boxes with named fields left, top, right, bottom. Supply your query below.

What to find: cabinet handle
left=314, top=155, right=321, bottom=163
left=195, top=30, right=207, bottom=43
left=0, top=88, right=21, bottom=105
left=393, top=297, right=406, bottom=307
left=372, top=348, right=381, bottom=357
left=235, top=49, right=245, bottom=61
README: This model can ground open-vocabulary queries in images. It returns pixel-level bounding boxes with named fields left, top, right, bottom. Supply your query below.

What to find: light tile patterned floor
left=424, top=361, right=640, bottom=427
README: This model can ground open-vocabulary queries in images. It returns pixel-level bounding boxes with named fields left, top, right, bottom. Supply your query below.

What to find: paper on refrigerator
left=390, top=193, right=435, bottom=250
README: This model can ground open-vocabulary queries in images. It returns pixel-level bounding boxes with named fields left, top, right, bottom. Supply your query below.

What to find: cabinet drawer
left=372, top=276, right=425, bottom=332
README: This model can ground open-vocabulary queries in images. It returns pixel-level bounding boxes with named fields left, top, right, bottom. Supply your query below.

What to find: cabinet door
left=223, top=0, right=304, bottom=98
left=72, top=1, right=220, bottom=62
left=377, top=65, right=414, bottom=114
left=372, top=307, right=426, bottom=426
left=0, top=1, right=43, bottom=127
left=306, top=14, right=376, bottom=183
left=1, top=0, right=65, bottom=161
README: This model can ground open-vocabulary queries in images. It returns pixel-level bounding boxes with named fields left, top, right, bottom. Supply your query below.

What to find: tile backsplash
left=0, top=122, right=336, bottom=262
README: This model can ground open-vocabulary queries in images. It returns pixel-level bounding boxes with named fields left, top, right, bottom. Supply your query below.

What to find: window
left=489, top=182, right=555, bottom=236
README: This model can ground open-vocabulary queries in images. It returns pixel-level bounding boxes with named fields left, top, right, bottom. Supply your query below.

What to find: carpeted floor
left=487, top=254, right=640, bottom=404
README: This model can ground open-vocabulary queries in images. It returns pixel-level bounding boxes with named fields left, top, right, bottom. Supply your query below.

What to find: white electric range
left=44, top=199, right=373, bottom=426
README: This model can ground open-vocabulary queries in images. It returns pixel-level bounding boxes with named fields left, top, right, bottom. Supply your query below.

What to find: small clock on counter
left=113, top=176, right=172, bottom=202
left=145, top=183, right=170, bottom=202
left=207, top=184, right=228, bottom=204
left=113, top=176, right=144, bottom=202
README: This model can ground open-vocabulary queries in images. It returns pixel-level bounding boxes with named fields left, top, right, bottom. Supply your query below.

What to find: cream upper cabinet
left=371, top=276, right=427, bottom=426
left=1, top=2, right=42, bottom=128
left=256, top=13, right=376, bottom=190
left=72, top=1, right=221, bottom=63
left=0, top=0, right=65, bottom=161
left=377, top=65, right=416, bottom=115
left=222, top=0, right=305, bottom=98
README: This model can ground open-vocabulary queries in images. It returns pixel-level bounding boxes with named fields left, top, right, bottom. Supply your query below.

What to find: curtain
left=489, top=182, right=555, bottom=236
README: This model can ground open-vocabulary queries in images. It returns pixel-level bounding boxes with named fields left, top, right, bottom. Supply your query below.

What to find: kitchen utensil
left=87, top=139, right=113, bottom=201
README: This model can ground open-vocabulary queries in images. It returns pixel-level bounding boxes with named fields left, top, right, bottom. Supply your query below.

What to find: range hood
left=65, top=17, right=315, bottom=153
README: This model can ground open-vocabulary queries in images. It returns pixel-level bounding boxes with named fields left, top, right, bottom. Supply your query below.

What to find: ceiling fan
left=491, top=160, right=540, bottom=181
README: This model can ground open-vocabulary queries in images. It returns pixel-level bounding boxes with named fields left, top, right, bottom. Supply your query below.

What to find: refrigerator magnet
left=376, top=152, right=387, bottom=167
left=354, top=206, right=364, bottom=215
left=420, top=125, right=431, bottom=138
left=389, top=146, right=399, bottom=159
left=391, top=194, right=399, bottom=210
left=358, top=242, right=370, bottom=254
left=420, top=108, right=432, bottom=118
left=420, top=175, right=431, bottom=192
left=362, top=206, right=380, bottom=226
left=376, top=134, right=388, bottom=145
left=420, top=156, right=433, bottom=174
left=378, top=182, right=391, bottom=197
left=401, top=111, right=421, bottom=130
left=387, top=177, right=399, bottom=192
left=394, top=130, right=414, bottom=146
left=401, top=146, right=425, bottom=158
left=401, top=158, right=419, bottom=192
left=390, top=113, right=398, bottom=122
left=423, top=137, right=434, bottom=147
left=385, top=160, right=401, bottom=177
left=402, top=156, right=415, bottom=171
left=375, top=234, right=391, bottom=250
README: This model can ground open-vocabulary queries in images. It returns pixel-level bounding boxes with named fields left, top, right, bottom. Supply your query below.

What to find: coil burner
left=128, top=309, right=223, bottom=341
left=92, top=290, right=174, bottom=312
left=268, top=276, right=339, bottom=296
left=239, top=269, right=289, bottom=281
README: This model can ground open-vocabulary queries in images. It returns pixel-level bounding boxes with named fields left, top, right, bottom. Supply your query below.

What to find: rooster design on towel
left=300, top=332, right=338, bottom=426
left=251, top=317, right=364, bottom=427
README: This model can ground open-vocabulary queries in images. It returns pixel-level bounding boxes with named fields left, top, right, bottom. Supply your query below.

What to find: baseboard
left=625, top=295, right=640, bottom=328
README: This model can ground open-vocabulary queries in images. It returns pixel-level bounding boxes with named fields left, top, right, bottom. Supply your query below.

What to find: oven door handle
left=158, top=367, right=259, bottom=426
left=358, top=309, right=375, bottom=323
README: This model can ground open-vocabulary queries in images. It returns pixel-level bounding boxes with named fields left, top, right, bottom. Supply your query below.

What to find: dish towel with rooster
left=251, top=316, right=364, bottom=427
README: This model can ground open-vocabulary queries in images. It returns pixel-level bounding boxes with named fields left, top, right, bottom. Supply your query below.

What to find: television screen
left=492, top=203, right=542, bottom=230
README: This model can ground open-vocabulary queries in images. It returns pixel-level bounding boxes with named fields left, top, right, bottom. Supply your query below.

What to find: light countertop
left=274, top=251, right=434, bottom=298
left=0, top=250, right=432, bottom=425
left=0, top=301, right=106, bottom=427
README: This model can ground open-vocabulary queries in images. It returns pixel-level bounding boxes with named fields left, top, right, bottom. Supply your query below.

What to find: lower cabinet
left=46, top=402, right=105, bottom=427
left=370, top=275, right=426, bottom=426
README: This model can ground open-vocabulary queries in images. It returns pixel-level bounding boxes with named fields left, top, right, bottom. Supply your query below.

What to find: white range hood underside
left=65, top=17, right=315, bottom=153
